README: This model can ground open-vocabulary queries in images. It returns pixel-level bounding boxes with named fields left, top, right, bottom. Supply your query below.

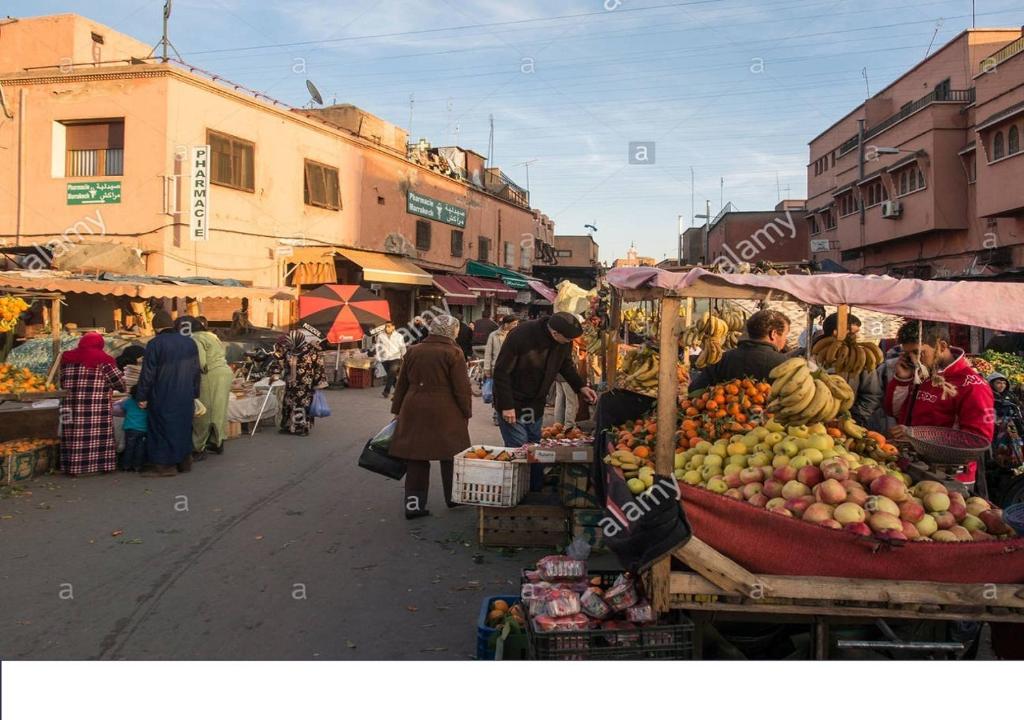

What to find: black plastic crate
left=527, top=614, right=695, bottom=660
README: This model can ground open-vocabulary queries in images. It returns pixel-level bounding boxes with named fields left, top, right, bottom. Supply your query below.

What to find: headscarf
left=428, top=315, right=460, bottom=340
left=283, top=329, right=310, bottom=353
left=62, top=332, right=115, bottom=369
left=987, top=372, right=1011, bottom=398
left=116, top=344, right=145, bottom=371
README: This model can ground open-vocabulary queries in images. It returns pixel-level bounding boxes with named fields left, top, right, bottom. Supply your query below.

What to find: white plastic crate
left=453, top=445, right=529, bottom=507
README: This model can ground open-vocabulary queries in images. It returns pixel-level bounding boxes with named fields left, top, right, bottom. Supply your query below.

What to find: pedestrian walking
left=135, top=311, right=201, bottom=476
left=472, top=311, right=498, bottom=345
left=272, top=330, right=327, bottom=436
left=483, top=315, right=519, bottom=425
left=492, top=312, right=597, bottom=490
left=59, top=332, right=125, bottom=476
left=188, top=316, right=233, bottom=458
left=389, top=315, right=472, bottom=519
left=456, top=319, right=474, bottom=360
left=376, top=321, right=406, bottom=399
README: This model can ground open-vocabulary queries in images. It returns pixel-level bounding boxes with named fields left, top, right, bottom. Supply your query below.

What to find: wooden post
left=682, top=297, right=693, bottom=372
left=805, top=305, right=814, bottom=361
left=48, top=296, right=62, bottom=388
left=836, top=304, right=849, bottom=341
left=605, top=290, right=621, bottom=388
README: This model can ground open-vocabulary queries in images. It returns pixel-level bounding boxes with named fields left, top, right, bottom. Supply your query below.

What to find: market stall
left=599, top=267, right=1024, bottom=658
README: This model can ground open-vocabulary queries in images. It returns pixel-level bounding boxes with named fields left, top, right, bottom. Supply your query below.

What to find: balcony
left=981, top=34, right=1024, bottom=71
left=837, top=88, right=975, bottom=155
left=66, top=147, right=124, bottom=177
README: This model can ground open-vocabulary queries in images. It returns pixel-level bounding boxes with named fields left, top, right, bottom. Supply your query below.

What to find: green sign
left=406, top=190, right=466, bottom=228
left=67, top=181, right=121, bottom=205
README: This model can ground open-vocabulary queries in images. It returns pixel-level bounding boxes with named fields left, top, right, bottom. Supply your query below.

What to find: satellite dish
left=164, top=0, right=172, bottom=19
left=305, top=79, right=324, bottom=106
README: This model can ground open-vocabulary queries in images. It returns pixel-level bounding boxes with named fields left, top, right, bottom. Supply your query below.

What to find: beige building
left=0, top=14, right=553, bottom=327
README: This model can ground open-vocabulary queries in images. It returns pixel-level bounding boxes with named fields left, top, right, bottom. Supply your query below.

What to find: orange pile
left=679, top=378, right=773, bottom=446
left=0, top=438, right=58, bottom=457
left=0, top=364, right=56, bottom=395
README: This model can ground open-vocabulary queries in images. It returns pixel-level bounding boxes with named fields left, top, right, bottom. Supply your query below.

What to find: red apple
left=949, top=525, right=972, bottom=542
left=747, top=492, right=769, bottom=508
left=723, top=467, right=742, bottom=485
left=841, top=479, right=862, bottom=493
left=897, top=500, right=926, bottom=524
left=875, top=529, right=908, bottom=542
left=867, top=511, right=903, bottom=533
left=846, top=487, right=869, bottom=507
left=980, top=509, right=1012, bottom=535
left=796, top=465, right=823, bottom=488
left=870, top=475, right=908, bottom=502
left=815, top=478, right=847, bottom=505
left=948, top=499, right=967, bottom=522
left=856, top=465, right=885, bottom=486
left=724, top=488, right=744, bottom=501
left=802, top=502, right=835, bottom=524
left=931, top=510, right=957, bottom=530
left=773, top=465, right=797, bottom=484
left=969, top=529, right=995, bottom=542
left=818, top=519, right=843, bottom=530
left=762, top=479, right=784, bottom=499
left=845, top=521, right=872, bottom=537
left=820, top=457, right=850, bottom=482
left=742, top=482, right=764, bottom=500
left=726, top=474, right=744, bottom=489
left=782, top=480, right=810, bottom=500
left=739, top=467, right=764, bottom=486
left=900, top=520, right=920, bottom=539
left=784, top=496, right=814, bottom=518
left=769, top=506, right=793, bottom=517
left=766, top=497, right=787, bottom=511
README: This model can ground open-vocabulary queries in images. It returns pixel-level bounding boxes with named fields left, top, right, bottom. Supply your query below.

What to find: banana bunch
left=622, top=307, right=651, bottom=336
left=720, top=306, right=747, bottom=333
left=767, top=358, right=853, bottom=425
left=617, top=346, right=659, bottom=394
left=695, top=341, right=723, bottom=369
left=683, top=310, right=742, bottom=367
left=584, top=329, right=603, bottom=355
left=812, top=333, right=884, bottom=376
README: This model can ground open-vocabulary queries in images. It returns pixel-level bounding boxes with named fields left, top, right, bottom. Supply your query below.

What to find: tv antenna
left=148, top=1, right=183, bottom=63
left=861, top=67, right=870, bottom=97
left=512, top=158, right=538, bottom=195
left=305, top=79, right=324, bottom=108
left=925, top=17, right=945, bottom=58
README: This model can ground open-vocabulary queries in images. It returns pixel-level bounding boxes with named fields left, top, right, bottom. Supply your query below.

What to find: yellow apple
left=805, top=434, right=834, bottom=452
left=682, top=470, right=702, bottom=486
left=709, top=444, right=728, bottom=459
left=748, top=452, right=771, bottom=468
left=789, top=455, right=811, bottom=470
left=800, top=448, right=825, bottom=466
left=727, top=442, right=748, bottom=456
left=765, top=420, right=785, bottom=433
left=703, top=454, right=724, bottom=468
left=695, top=440, right=713, bottom=454
left=788, top=425, right=810, bottom=438
left=772, top=454, right=791, bottom=468
left=764, top=432, right=785, bottom=447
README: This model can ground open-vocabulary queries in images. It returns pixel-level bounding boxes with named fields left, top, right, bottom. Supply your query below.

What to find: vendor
left=690, top=309, right=790, bottom=390
left=816, top=312, right=884, bottom=428
left=885, top=320, right=994, bottom=483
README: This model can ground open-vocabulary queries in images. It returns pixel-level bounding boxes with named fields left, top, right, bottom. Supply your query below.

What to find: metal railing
left=835, top=87, right=974, bottom=157
left=981, top=35, right=1024, bottom=71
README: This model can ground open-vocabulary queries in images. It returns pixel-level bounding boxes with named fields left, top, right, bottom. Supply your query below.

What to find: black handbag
left=358, top=420, right=407, bottom=480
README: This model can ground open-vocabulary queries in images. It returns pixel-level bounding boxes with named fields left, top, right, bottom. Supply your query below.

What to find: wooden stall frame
left=0, top=288, right=64, bottom=391
left=603, top=281, right=1024, bottom=634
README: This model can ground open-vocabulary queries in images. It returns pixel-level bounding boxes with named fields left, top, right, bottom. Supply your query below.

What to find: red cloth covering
left=61, top=332, right=115, bottom=369
left=679, top=483, right=1024, bottom=584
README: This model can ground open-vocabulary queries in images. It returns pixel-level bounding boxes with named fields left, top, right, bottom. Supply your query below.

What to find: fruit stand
left=1, top=288, right=66, bottom=484
left=601, top=267, right=1024, bottom=658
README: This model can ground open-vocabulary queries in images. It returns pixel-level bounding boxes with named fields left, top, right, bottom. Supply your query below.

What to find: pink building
left=805, top=29, right=1024, bottom=278
left=0, top=14, right=552, bottom=327
left=706, top=200, right=809, bottom=269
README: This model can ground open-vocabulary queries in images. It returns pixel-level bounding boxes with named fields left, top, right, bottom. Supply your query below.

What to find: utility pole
left=704, top=199, right=711, bottom=264
left=690, top=166, right=695, bottom=225
left=677, top=214, right=683, bottom=266
left=719, top=177, right=724, bottom=212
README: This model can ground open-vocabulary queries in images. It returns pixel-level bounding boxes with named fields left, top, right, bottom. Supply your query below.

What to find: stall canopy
left=0, top=271, right=294, bottom=301
left=527, top=279, right=557, bottom=303
left=459, top=274, right=517, bottom=300
left=336, top=248, right=432, bottom=286
left=465, top=260, right=531, bottom=290
left=608, top=266, right=1024, bottom=332
left=432, top=275, right=478, bottom=305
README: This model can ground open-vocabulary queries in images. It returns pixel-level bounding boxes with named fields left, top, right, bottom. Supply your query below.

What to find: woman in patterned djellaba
left=59, top=332, right=126, bottom=476
left=271, top=330, right=327, bottom=436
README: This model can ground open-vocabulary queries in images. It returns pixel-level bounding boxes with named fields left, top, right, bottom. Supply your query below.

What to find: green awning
left=465, top=260, right=530, bottom=290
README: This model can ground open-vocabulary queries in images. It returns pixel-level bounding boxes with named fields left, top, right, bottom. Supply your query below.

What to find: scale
left=899, top=426, right=991, bottom=498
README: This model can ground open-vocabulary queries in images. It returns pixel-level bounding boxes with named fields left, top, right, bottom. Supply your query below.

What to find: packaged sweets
left=604, top=578, right=639, bottom=611
left=579, top=587, right=611, bottom=620
left=625, top=601, right=654, bottom=623
left=533, top=613, right=591, bottom=633
left=543, top=589, right=581, bottom=618
left=537, top=555, right=587, bottom=581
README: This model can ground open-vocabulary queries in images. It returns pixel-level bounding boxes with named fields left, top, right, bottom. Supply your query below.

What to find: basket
left=1005, top=504, right=1024, bottom=536
left=905, top=426, right=990, bottom=464
left=453, top=446, right=529, bottom=507
left=527, top=614, right=695, bottom=660
left=346, top=366, right=372, bottom=389
left=476, top=595, right=528, bottom=660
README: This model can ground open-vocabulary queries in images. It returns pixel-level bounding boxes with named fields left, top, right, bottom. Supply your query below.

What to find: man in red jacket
left=884, top=320, right=994, bottom=485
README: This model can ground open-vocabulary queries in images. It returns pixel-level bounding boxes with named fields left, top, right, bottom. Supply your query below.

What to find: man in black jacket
left=691, top=309, right=790, bottom=390
left=472, top=311, right=498, bottom=345
left=493, top=312, right=598, bottom=488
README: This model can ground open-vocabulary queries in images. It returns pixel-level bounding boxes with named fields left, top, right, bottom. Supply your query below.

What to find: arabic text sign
left=67, top=181, right=121, bottom=205
left=406, top=190, right=467, bottom=228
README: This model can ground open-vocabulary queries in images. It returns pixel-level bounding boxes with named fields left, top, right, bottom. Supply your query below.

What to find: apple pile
left=675, top=421, right=1017, bottom=543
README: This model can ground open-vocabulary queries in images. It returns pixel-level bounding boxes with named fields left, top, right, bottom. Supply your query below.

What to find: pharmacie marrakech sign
left=67, top=181, right=121, bottom=205
left=406, top=190, right=467, bottom=228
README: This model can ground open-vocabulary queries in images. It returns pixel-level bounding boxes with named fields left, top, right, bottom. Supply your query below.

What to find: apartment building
left=805, top=28, right=1024, bottom=278
left=706, top=200, right=809, bottom=268
left=532, top=234, right=600, bottom=289
left=0, top=14, right=551, bottom=326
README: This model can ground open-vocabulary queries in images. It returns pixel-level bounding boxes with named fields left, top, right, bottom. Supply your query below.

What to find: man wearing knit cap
left=492, top=311, right=598, bottom=489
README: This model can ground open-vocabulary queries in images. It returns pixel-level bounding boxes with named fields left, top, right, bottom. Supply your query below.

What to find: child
left=116, top=385, right=149, bottom=471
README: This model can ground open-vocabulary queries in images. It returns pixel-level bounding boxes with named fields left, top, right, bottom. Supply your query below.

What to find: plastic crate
left=346, top=366, right=373, bottom=389
left=527, top=614, right=695, bottom=660
left=476, top=595, right=528, bottom=660
left=453, top=446, right=529, bottom=507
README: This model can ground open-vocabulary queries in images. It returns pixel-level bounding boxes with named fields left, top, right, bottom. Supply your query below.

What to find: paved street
left=0, top=387, right=546, bottom=660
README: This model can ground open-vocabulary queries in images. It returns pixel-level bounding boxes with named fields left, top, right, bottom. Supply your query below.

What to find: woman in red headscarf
left=59, top=333, right=126, bottom=476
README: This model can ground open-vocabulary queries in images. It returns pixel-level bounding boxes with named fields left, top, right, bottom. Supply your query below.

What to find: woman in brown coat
left=389, top=314, right=472, bottom=519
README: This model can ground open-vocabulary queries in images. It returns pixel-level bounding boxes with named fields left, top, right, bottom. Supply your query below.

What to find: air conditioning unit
left=881, top=200, right=902, bottom=219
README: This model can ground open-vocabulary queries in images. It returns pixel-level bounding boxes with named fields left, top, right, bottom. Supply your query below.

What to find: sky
left=10, top=0, right=1023, bottom=262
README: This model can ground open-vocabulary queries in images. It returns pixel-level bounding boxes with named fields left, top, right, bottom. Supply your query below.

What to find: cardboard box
left=526, top=444, right=594, bottom=464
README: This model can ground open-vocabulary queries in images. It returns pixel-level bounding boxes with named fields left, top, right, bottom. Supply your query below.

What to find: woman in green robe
left=188, top=316, right=234, bottom=457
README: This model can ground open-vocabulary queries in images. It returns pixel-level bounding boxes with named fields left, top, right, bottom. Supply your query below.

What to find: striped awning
left=457, top=275, right=517, bottom=300
left=433, top=274, right=478, bottom=305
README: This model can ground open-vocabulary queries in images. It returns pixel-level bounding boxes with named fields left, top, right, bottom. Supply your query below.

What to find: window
left=993, top=131, right=1005, bottom=160
left=303, top=159, right=340, bottom=210
left=91, top=32, right=104, bottom=44
left=556, top=249, right=573, bottom=257
left=823, top=209, right=836, bottom=230
left=208, top=129, right=255, bottom=192
left=64, top=119, right=124, bottom=177
left=863, top=180, right=888, bottom=207
left=450, top=229, right=463, bottom=258
left=504, top=241, right=514, bottom=267
left=1010, top=126, right=1020, bottom=155
left=478, top=236, right=491, bottom=261
left=808, top=216, right=820, bottom=235
left=415, top=220, right=431, bottom=251
left=838, top=192, right=857, bottom=217
left=966, top=152, right=977, bottom=183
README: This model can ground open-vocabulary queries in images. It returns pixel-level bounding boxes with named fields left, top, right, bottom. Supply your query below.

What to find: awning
left=465, top=259, right=531, bottom=290
left=458, top=274, right=517, bottom=300
left=0, top=271, right=294, bottom=300
left=336, top=248, right=432, bottom=286
left=527, top=280, right=557, bottom=303
left=433, top=275, right=478, bottom=305
left=976, top=100, right=1024, bottom=132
